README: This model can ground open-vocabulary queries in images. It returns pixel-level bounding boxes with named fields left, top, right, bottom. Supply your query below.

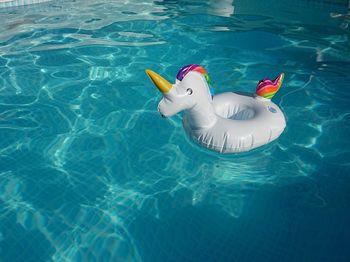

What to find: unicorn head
left=146, top=65, right=214, bottom=119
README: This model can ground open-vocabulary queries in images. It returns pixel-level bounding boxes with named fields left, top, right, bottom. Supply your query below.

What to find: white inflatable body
left=183, top=92, right=285, bottom=153
left=146, top=67, right=286, bottom=153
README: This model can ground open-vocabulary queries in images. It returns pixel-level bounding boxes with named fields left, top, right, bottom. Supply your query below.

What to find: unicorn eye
left=186, top=88, right=193, bottom=95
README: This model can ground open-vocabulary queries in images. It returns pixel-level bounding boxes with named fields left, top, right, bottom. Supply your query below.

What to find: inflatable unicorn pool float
left=146, top=64, right=286, bottom=153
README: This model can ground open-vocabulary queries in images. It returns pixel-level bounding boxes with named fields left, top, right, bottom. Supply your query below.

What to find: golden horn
left=145, top=69, right=172, bottom=93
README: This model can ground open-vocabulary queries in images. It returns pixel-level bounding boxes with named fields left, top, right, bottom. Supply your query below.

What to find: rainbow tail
left=256, top=73, right=284, bottom=100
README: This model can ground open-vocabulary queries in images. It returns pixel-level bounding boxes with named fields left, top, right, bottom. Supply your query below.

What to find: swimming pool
left=0, top=0, right=349, bottom=261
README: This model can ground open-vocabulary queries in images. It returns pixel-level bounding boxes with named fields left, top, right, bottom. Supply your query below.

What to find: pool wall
left=0, top=0, right=52, bottom=8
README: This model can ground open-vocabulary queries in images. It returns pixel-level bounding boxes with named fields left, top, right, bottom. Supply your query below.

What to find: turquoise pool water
left=0, top=0, right=350, bottom=261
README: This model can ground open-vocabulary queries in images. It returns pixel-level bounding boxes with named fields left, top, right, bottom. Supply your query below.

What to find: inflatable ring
left=146, top=64, right=286, bottom=153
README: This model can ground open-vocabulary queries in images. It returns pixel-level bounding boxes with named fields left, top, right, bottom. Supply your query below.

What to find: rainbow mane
left=256, top=73, right=284, bottom=99
left=176, top=64, right=214, bottom=95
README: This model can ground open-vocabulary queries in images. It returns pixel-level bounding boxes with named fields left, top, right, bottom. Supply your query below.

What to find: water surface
left=0, top=0, right=350, bottom=261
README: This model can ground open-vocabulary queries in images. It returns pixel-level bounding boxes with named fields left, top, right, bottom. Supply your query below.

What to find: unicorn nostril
left=157, top=107, right=166, bottom=118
